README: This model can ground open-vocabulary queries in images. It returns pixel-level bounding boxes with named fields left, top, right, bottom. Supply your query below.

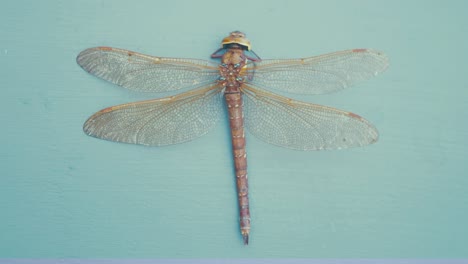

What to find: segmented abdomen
left=225, top=92, right=250, bottom=244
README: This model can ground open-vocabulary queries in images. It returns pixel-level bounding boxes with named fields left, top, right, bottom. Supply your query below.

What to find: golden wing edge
left=246, top=48, right=389, bottom=75
left=83, top=84, right=224, bottom=146
left=241, top=84, right=379, bottom=151
left=77, top=46, right=220, bottom=70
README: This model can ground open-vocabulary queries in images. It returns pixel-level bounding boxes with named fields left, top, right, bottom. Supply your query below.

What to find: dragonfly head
left=221, top=31, right=252, bottom=51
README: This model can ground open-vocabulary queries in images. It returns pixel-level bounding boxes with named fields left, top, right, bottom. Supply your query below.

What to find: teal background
left=1, top=0, right=467, bottom=258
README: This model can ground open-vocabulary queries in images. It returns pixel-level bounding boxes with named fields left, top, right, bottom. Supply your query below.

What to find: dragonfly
left=77, top=31, right=388, bottom=245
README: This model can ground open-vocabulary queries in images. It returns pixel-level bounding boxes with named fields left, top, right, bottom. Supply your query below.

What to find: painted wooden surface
left=1, top=0, right=467, bottom=258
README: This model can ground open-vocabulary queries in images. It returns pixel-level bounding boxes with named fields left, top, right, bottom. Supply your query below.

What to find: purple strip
left=1, top=260, right=468, bottom=264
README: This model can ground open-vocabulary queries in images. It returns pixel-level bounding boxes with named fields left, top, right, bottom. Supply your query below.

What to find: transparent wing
left=245, top=49, right=388, bottom=94
left=77, top=47, right=220, bottom=92
left=242, top=85, right=378, bottom=150
left=83, top=85, right=224, bottom=146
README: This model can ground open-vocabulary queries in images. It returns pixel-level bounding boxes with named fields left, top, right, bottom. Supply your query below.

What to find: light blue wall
left=1, top=0, right=467, bottom=258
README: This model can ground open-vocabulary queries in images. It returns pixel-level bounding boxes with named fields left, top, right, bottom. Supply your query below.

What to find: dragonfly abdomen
left=225, top=92, right=250, bottom=245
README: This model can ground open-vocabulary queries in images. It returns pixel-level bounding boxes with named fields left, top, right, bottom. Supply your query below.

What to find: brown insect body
left=77, top=31, right=388, bottom=246
left=218, top=46, right=251, bottom=244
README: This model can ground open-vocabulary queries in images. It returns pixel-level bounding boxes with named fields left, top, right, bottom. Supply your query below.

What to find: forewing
left=83, top=85, right=224, bottom=146
left=245, top=49, right=388, bottom=94
left=242, top=85, right=378, bottom=150
left=77, top=47, right=220, bottom=92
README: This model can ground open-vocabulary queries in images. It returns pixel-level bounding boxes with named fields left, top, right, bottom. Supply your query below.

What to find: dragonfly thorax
left=219, top=49, right=247, bottom=93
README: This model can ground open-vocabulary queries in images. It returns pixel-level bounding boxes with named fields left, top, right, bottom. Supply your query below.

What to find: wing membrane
left=245, top=49, right=388, bottom=94
left=77, top=47, right=220, bottom=92
left=242, top=85, right=378, bottom=150
left=83, top=85, right=224, bottom=146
